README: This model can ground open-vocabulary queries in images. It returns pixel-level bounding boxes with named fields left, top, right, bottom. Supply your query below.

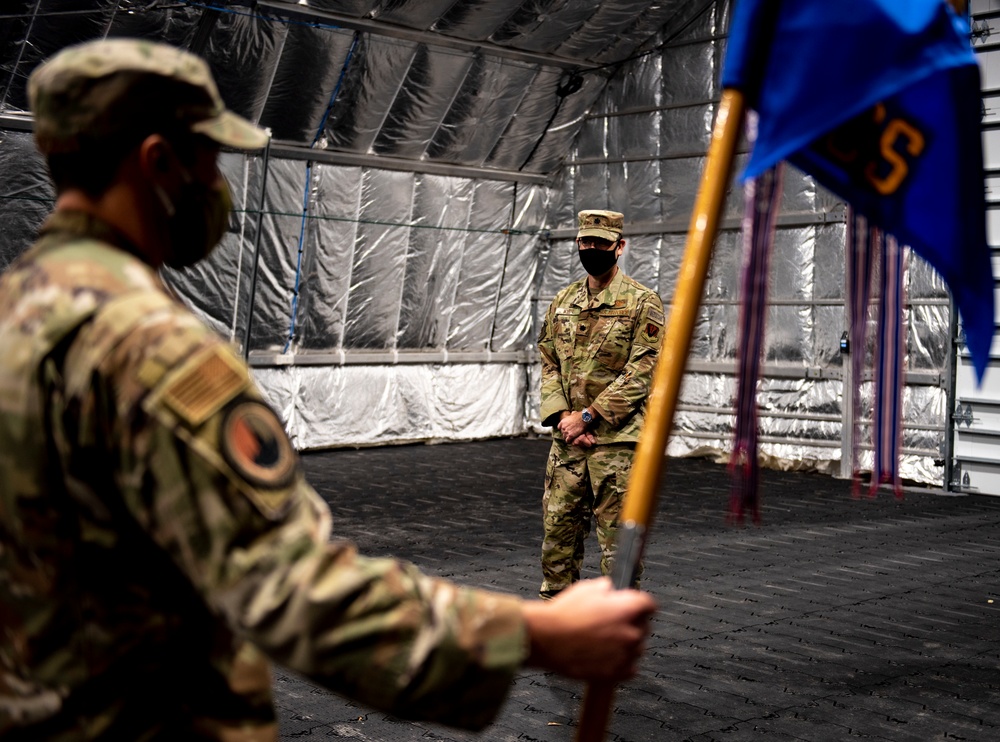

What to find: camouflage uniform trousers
left=540, top=440, right=642, bottom=597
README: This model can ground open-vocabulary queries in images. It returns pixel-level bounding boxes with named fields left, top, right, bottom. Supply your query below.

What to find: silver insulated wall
left=0, top=0, right=957, bottom=485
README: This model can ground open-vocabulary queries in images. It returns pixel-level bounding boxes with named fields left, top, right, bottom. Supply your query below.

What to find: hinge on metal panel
left=952, top=402, right=976, bottom=428
left=971, top=19, right=991, bottom=45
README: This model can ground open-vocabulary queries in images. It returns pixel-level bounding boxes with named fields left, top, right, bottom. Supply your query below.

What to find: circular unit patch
left=220, top=401, right=297, bottom=489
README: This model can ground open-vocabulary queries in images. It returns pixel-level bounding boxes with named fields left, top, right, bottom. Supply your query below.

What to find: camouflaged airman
left=0, top=39, right=655, bottom=740
left=538, top=210, right=665, bottom=599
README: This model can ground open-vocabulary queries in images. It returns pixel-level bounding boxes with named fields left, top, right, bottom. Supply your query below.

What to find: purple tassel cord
left=729, top=164, right=783, bottom=524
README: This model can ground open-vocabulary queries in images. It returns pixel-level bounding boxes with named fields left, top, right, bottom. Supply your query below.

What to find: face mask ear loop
left=153, top=183, right=176, bottom=218
left=153, top=148, right=195, bottom=218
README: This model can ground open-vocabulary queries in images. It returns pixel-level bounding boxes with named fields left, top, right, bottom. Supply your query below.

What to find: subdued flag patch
left=163, top=348, right=247, bottom=427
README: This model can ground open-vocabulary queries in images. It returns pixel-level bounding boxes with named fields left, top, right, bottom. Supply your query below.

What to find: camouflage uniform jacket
left=0, top=211, right=527, bottom=741
left=539, top=269, right=664, bottom=444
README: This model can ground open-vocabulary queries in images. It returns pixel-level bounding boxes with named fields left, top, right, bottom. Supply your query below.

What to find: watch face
left=582, top=410, right=592, bottom=423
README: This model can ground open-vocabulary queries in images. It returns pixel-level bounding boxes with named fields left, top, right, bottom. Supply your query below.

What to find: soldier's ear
left=137, top=134, right=174, bottom=180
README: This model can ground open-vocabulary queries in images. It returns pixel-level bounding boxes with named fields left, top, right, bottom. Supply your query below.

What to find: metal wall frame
left=949, top=0, right=1000, bottom=494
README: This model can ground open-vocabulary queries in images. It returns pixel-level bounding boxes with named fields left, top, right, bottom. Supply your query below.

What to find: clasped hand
left=557, top=411, right=595, bottom=448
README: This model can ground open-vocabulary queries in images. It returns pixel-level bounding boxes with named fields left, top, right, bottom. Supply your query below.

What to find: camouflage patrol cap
left=577, top=210, right=624, bottom=242
left=28, top=38, right=269, bottom=156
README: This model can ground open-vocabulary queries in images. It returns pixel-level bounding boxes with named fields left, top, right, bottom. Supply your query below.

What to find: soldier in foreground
left=0, top=39, right=655, bottom=740
left=538, top=210, right=665, bottom=599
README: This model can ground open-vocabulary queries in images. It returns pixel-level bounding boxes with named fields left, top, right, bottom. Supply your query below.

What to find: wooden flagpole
left=574, top=88, right=747, bottom=742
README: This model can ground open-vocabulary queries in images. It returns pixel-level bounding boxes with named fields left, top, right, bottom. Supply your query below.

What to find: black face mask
left=579, top=246, right=618, bottom=276
left=155, top=166, right=233, bottom=269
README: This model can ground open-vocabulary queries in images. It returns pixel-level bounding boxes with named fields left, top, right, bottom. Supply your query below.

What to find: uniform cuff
left=428, top=590, right=529, bottom=730
left=591, top=399, right=616, bottom=427
left=539, top=399, right=569, bottom=428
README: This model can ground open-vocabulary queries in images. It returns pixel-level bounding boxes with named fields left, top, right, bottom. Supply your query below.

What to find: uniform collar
left=572, top=268, right=625, bottom=309
left=38, top=210, right=145, bottom=259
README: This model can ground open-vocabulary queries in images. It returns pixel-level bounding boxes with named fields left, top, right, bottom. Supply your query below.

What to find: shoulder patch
left=220, top=400, right=298, bottom=494
left=647, top=307, right=665, bottom=325
left=163, top=347, right=249, bottom=427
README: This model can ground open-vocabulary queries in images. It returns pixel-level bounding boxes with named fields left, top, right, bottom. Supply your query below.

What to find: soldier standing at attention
left=538, top=210, right=665, bottom=600
left=0, top=39, right=655, bottom=740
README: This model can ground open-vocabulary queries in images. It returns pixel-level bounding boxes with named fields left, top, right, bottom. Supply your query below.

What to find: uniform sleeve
left=75, top=302, right=528, bottom=731
left=591, top=293, right=665, bottom=428
left=538, top=297, right=570, bottom=428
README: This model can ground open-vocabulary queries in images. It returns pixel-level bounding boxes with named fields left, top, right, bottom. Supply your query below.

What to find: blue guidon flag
left=722, top=0, right=994, bottom=381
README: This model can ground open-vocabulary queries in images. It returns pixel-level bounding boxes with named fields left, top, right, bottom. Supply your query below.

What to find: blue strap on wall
left=284, top=32, right=360, bottom=353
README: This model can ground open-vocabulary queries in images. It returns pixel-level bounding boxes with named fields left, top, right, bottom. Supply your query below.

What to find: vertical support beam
left=840, top=247, right=854, bottom=479
left=189, top=7, right=221, bottom=57
left=243, top=137, right=273, bottom=359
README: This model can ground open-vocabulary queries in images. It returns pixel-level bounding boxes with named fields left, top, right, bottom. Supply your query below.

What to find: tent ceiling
left=1, top=0, right=708, bottom=181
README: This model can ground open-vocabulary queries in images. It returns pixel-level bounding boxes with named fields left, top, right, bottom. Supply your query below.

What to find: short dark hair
left=45, top=125, right=207, bottom=197
left=45, top=132, right=140, bottom=197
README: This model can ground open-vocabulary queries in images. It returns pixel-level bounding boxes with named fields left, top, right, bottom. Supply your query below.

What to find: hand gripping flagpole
left=574, top=88, right=747, bottom=742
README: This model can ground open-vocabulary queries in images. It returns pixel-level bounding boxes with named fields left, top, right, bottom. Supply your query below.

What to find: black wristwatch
left=581, top=408, right=594, bottom=425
